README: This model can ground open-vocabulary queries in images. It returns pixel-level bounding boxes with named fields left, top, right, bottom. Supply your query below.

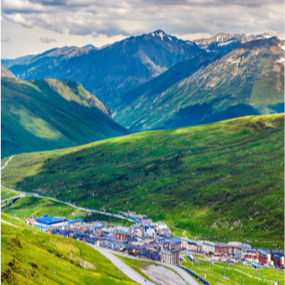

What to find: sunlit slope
left=1, top=77, right=128, bottom=158
left=113, top=37, right=284, bottom=131
left=1, top=213, right=137, bottom=285
left=2, top=114, right=284, bottom=248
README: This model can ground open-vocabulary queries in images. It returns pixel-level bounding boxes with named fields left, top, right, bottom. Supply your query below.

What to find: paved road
left=103, top=249, right=200, bottom=285
left=88, top=244, right=154, bottom=285
left=1, top=155, right=14, bottom=170
left=112, top=252, right=199, bottom=285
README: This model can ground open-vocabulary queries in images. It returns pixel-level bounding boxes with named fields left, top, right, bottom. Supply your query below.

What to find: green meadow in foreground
left=2, top=114, right=284, bottom=248
left=1, top=213, right=137, bottom=285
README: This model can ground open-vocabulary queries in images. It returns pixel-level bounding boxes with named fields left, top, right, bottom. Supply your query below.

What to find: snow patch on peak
left=158, top=31, right=164, bottom=40
left=218, top=40, right=233, bottom=47
left=277, top=57, right=284, bottom=63
left=168, top=36, right=172, bottom=41
left=264, top=34, right=274, bottom=39
left=152, top=33, right=155, bottom=37
left=281, top=46, right=285, bottom=51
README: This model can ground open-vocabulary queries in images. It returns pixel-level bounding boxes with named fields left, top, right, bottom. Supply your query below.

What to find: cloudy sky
left=1, top=0, right=284, bottom=59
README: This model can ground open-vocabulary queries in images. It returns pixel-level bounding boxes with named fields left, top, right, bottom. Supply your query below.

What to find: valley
left=2, top=114, right=284, bottom=248
left=1, top=21, right=284, bottom=285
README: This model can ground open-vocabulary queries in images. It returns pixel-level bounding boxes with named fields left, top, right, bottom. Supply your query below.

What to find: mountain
left=4, top=46, right=93, bottom=78
left=2, top=114, right=284, bottom=248
left=1, top=77, right=128, bottom=158
left=6, top=30, right=204, bottom=105
left=82, top=44, right=97, bottom=51
left=193, top=32, right=271, bottom=54
left=2, top=55, right=36, bottom=69
left=1, top=64, right=16, bottom=78
left=2, top=45, right=95, bottom=69
left=109, top=54, right=218, bottom=131
left=112, top=37, right=284, bottom=131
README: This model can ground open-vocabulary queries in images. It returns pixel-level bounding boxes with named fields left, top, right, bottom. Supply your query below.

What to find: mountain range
left=193, top=32, right=274, bottom=54
left=1, top=30, right=284, bottom=155
left=3, top=30, right=203, bottom=105
left=112, top=37, right=284, bottom=131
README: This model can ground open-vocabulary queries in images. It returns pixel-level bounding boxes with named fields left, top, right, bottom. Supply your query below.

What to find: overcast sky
left=1, top=0, right=284, bottom=59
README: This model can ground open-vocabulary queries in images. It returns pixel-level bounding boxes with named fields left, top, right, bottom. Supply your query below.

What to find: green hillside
left=113, top=37, right=284, bottom=131
left=1, top=213, right=137, bottom=285
left=1, top=77, right=128, bottom=158
left=1, top=114, right=284, bottom=248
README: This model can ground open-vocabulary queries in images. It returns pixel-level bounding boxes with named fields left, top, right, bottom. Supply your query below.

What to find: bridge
left=1, top=196, right=22, bottom=209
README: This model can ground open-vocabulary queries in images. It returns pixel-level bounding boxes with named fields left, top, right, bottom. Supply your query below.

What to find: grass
left=2, top=114, right=284, bottom=249
left=1, top=188, right=19, bottom=200
left=1, top=77, right=128, bottom=158
left=1, top=212, right=138, bottom=285
left=184, top=255, right=285, bottom=285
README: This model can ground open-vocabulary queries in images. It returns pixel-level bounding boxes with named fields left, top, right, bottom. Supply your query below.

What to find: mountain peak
left=150, top=29, right=167, bottom=40
left=82, top=44, right=97, bottom=51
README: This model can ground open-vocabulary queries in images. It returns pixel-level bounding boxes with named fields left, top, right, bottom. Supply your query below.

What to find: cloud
left=1, top=0, right=284, bottom=38
left=1, top=36, right=11, bottom=42
left=39, top=37, right=57, bottom=43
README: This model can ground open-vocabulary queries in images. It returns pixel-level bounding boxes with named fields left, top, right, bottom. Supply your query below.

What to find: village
left=25, top=212, right=285, bottom=270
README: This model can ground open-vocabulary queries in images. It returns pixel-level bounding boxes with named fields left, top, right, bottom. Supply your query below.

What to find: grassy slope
left=1, top=213, right=138, bottom=285
left=1, top=77, right=128, bottom=158
left=113, top=38, right=284, bottom=131
left=1, top=114, right=284, bottom=248
left=1, top=188, right=19, bottom=200
left=186, top=255, right=285, bottom=285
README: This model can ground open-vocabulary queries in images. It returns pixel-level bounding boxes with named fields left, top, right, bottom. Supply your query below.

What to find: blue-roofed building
left=35, top=215, right=68, bottom=227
